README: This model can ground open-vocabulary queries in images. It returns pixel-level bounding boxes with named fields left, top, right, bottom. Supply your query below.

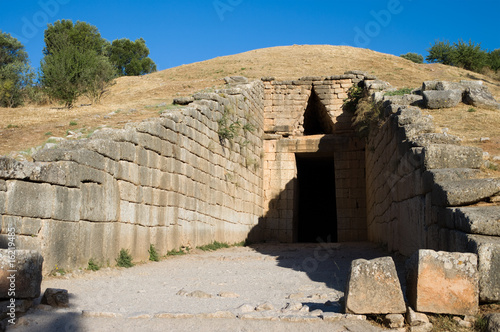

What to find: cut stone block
left=406, top=250, right=478, bottom=315
left=467, top=235, right=500, bottom=302
left=423, top=144, right=483, bottom=170
left=463, top=87, right=500, bottom=110
left=432, top=178, right=500, bottom=207
left=345, top=256, right=406, bottom=314
left=423, top=89, right=462, bottom=109
left=0, top=250, right=43, bottom=299
left=451, top=206, right=500, bottom=236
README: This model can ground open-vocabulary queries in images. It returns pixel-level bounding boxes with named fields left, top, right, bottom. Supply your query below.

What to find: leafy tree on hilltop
left=0, top=31, right=34, bottom=107
left=400, top=52, right=424, bottom=64
left=452, top=39, right=488, bottom=72
left=426, top=40, right=455, bottom=65
left=40, top=20, right=115, bottom=107
left=108, top=38, right=157, bottom=76
left=43, top=19, right=109, bottom=56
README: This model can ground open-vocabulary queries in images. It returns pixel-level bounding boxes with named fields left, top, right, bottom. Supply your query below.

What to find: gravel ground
left=9, top=242, right=405, bottom=332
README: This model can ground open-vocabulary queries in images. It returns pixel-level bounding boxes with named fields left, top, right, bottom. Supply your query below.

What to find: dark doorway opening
left=295, top=154, right=337, bottom=243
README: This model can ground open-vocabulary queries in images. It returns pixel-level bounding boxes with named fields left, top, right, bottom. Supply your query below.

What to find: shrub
left=343, top=85, right=364, bottom=113
left=197, top=241, right=231, bottom=251
left=148, top=244, right=159, bottom=262
left=400, top=52, right=424, bottom=64
left=87, top=258, right=100, bottom=271
left=116, top=249, right=134, bottom=268
left=384, top=87, right=413, bottom=96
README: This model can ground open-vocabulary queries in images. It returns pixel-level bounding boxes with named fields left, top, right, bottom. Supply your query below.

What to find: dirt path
left=11, top=243, right=404, bottom=332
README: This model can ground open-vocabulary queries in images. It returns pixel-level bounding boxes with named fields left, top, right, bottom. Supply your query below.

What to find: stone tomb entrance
left=261, top=76, right=367, bottom=243
left=296, top=153, right=337, bottom=243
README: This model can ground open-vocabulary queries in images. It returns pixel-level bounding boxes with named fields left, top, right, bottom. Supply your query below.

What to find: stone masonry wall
left=0, top=81, right=265, bottom=274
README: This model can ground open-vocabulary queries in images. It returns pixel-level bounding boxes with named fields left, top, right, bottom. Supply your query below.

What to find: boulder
left=0, top=250, right=43, bottom=299
left=224, top=76, right=248, bottom=84
left=463, top=87, right=500, bottom=110
left=172, top=96, right=194, bottom=105
left=345, top=257, right=406, bottom=314
left=41, top=288, right=69, bottom=308
left=423, top=89, right=462, bottom=109
left=406, top=250, right=479, bottom=315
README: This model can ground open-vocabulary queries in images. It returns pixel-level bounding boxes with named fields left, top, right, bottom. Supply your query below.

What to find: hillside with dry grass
left=1, top=45, right=499, bottom=159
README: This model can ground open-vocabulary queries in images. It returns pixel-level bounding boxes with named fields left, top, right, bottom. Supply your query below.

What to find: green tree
left=426, top=40, right=455, bottom=65
left=400, top=52, right=424, bottom=64
left=40, top=20, right=115, bottom=107
left=488, top=49, right=500, bottom=72
left=108, top=38, right=157, bottom=76
left=451, top=39, right=488, bottom=72
left=0, top=31, right=34, bottom=107
left=43, top=19, right=109, bottom=56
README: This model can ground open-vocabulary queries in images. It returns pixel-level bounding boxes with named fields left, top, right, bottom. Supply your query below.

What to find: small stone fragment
left=407, top=307, right=429, bottom=326
left=41, top=288, right=69, bottom=308
left=237, top=304, right=255, bottom=313
left=256, top=302, right=274, bottom=311
left=286, top=292, right=304, bottom=299
left=282, top=302, right=302, bottom=311
left=384, top=313, right=405, bottom=328
left=186, top=290, right=212, bottom=299
left=218, top=292, right=240, bottom=298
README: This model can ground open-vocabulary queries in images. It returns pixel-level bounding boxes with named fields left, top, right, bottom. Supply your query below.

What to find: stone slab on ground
left=345, top=256, right=406, bottom=314
left=406, top=249, right=479, bottom=315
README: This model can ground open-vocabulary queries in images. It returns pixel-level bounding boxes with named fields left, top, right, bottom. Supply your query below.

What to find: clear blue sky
left=1, top=0, right=499, bottom=71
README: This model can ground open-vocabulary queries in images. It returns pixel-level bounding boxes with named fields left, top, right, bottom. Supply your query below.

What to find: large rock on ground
left=345, top=257, right=406, bottom=314
left=0, top=250, right=43, bottom=299
left=423, top=89, right=462, bottom=109
left=486, top=313, right=500, bottom=332
left=464, top=87, right=500, bottom=110
left=406, top=250, right=478, bottom=315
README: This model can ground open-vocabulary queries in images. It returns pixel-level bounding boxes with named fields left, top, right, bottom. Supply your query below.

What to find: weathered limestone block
left=423, top=89, right=462, bottom=109
left=41, top=288, right=69, bottom=307
left=5, top=181, right=55, bottom=219
left=345, top=256, right=406, bottom=314
left=486, top=313, right=500, bottom=332
left=423, top=144, right=483, bottom=169
left=432, top=178, right=500, bottom=207
left=0, top=250, right=43, bottom=299
left=224, top=76, right=248, bottom=84
left=406, top=250, right=478, bottom=315
left=1, top=216, right=41, bottom=237
left=53, top=186, right=81, bottom=221
left=80, top=178, right=119, bottom=222
left=463, top=87, right=500, bottom=110
left=467, top=235, right=500, bottom=302
left=409, top=133, right=461, bottom=148
left=450, top=206, right=500, bottom=236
